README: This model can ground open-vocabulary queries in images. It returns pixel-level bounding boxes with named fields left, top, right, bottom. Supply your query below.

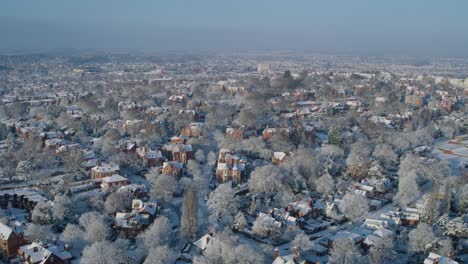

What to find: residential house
left=215, top=149, right=246, bottom=184
left=181, top=122, right=203, bottom=138
left=101, top=174, right=129, bottom=190
left=0, top=222, right=24, bottom=260
left=424, top=252, right=458, bottom=264
left=262, top=127, right=291, bottom=141
left=136, top=146, right=163, bottom=167
left=161, top=143, right=193, bottom=164
left=225, top=127, right=245, bottom=140
left=162, top=161, right=184, bottom=178
left=272, top=152, right=288, bottom=165
left=90, top=163, right=120, bottom=179
left=114, top=199, right=159, bottom=238
left=18, top=240, right=72, bottom=264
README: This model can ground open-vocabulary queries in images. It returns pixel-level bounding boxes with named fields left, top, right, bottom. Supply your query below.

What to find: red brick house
left=90, top=163, right=120, bottom=179
left=181, top=122, right=203, bottom=138
left=136, top=146, right=163, bottom=167
left=18, top=241, right=72, bottom=264
left=262, top=127, right=291, bottom=141
left=215, top=149, right=246, bottom=184
left=162, top=161, right=184, bottom=178
left=161, top=143, right=193, bottom=164
left=225, top=127, right=245, bottom=140
left=0, top=223, right=24, bottom=261
left=101, top=174, right=129, bottom=190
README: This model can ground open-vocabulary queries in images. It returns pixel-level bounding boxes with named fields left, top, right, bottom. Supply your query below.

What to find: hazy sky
left=1, top=0, right=467, bottom=57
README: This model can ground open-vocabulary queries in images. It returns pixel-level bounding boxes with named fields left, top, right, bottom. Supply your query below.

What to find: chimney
left=448, top=252, right=454, bottom=260
left=64, top=244, right=70, bottom=252
left=206, top=235, right=211, bottom=244
left=52, top=237, right=57, bottom=245
left=274, top=248, right=279, bottom=259
left=293, top=246, right=299, bottom=263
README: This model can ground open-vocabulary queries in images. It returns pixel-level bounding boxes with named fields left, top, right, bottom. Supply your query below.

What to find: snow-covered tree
left=79, top=211, right=111, bottom=243
left=367, top=236, right=396, bottom=264
left=372, top=143, right=398, bottom=169
left=293, top=232, right=313, bottom=254
left=436, top=215, right=468, bottom=238
left=81, top=240, right=129, bottom=264
left=234, top=212, right=248, bottom=230
left=329, top=238, right=363, bottom=264
left=207, top=183, right=239, bottom=228
left=395, top=170, right=420, bottom=207
left=138, top=216, right=172, bottom=251
left=15, top=160, right=32, bottom=180
left=149, top=173, right=177, bottom=203
left=339, top=193, right=369, bottom=221
left=104, top=191, right=132, bottom=214
left=31, top=201, right=53, bottom=225
left=409, top=223, right=436, bottom=253
left=315, top=172, right=335, bottom=196
left=61, top=224, right=86, bottom=257
left=193, top=231, right=265, bottom=264
left=143, top=245, right=177, bottom=264
left=248, top=164, right=288, bottom=193
left=24, top=223, right=53, bottom=242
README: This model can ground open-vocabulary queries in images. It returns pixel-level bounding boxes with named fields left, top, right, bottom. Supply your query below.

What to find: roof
left=273, top=152, right=287, bottom=160
left=92, top=163, right=120, bottom=173
left=102, top=174, right=128, bottom=183
left=19, top=241, right=72, bottom=264
left=193, top=234, right=214, bottom=251
left=424, top=252, right=458, bottom=264
left=0, top=222, right=13, bottom=240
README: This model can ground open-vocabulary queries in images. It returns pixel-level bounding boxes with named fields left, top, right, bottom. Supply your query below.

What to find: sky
left=1, top=0, right=467, bottom=57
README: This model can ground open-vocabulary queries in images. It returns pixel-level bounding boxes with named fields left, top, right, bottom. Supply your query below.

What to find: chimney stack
left=274, top=248, right=279, bottom=259
left=293, top=246, right=299, bottom=263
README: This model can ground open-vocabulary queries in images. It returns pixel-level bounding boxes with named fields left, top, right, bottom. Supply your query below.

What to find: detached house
left=181, top=122, right=203, bottom=138
left=90, top=163, right=120, bottom=179
left=162, top=161, right=184, bottom=178
left=262, top=127, right=291, bottom=141
left=215, top=149, right=246, bottom=184
left=101, top=174, right=129, bottom=190
left=136, top=146, right=163, bottom=167
left=272, top=152, right=288, bottom=165
left=0, top=222, right=24, bottom=261
left=18, top=240, right=72, bottom=264
left=161, top=143, right=193, bottom=164
left=115, top=199, right=159, bottom=238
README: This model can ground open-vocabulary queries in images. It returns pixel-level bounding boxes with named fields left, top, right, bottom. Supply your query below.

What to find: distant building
left=405, top=95, right=423, bottom=107
left=181, top=122, right=203, bottom=138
